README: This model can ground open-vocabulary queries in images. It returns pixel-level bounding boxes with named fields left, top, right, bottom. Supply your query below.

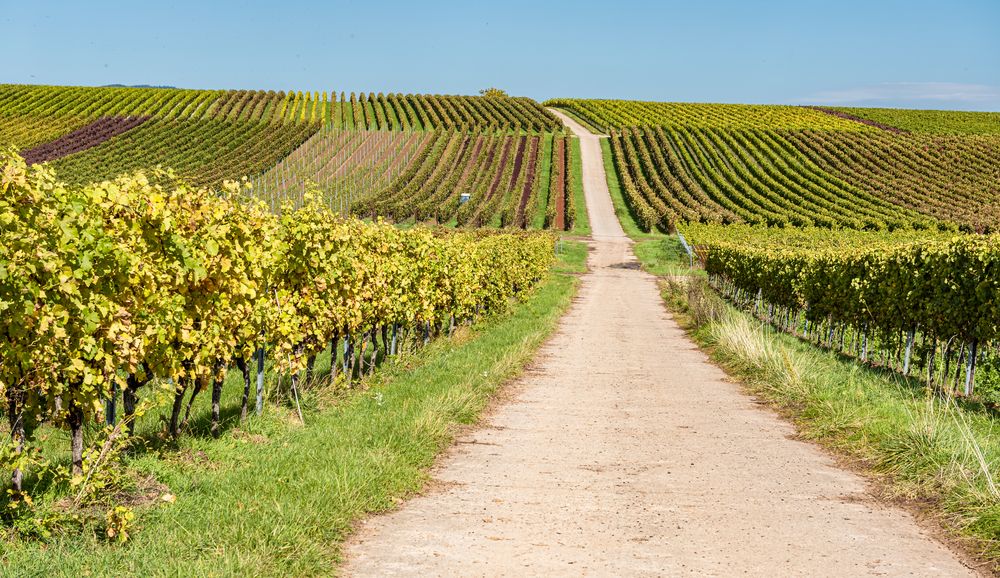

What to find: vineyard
left=7, top=0, right=1000, bottom=569
left=0, top=85, right=577, bottom=230
left=605, top=126, right=927, bottom=231
left=247, top=128, right=578, bottom=229
left=0, top=150, right=555, bottom=502
left=830, top=106, right=1000, bottom=134
left=324, top=91, right=562, bottom=132
left=0, top=85, right=325, bottom=188
left=50, top=117, right=318, bottom=188
left=253, top=126, right=430, bottom=211
left=544, top=99, right=871, bottom=131
left=683, top=223, right=1000, bottom=402
left=782, top=129, right=1000, bottom=231
left=0, top=83, right=576, bottom=558
left=0, top=85, right=562, bottom=139
left=20, top=116, right=150, bottom=165
left=550, top=95, right=1000, bottom=403
left=9, top=81, right=999, bottom=571
left=550, top=98, right=1000, bottom=232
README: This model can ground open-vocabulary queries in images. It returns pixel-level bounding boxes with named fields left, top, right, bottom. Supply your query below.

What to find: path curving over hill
left=341, top=109, right=975, bottom=577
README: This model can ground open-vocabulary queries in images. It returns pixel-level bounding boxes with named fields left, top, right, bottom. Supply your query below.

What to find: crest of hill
left=543, top=99, right=873, bottom=131
left=102, top=84, right=179, bottom=89
left=830, top=106, right=1000, bottom=135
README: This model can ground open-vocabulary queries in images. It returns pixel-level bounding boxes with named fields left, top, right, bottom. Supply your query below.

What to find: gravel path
left=341, top=110, right=975, bottom=577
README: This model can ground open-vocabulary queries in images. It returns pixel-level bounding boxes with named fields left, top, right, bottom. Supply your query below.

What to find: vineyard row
left=685, top=224, right=1000, bottom=401
left=545, top=99, right=871, bottom=131
left=0, top=151, right=555, bottom=494
left=0, top=85, right=562, bottom=140
left=609, top=126, right=933, bottom=232
left=348, top=131, right=576, bottom=230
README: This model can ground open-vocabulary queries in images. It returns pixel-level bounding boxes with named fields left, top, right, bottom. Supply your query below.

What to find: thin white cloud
left=809, top=82, right=1000, bottom=105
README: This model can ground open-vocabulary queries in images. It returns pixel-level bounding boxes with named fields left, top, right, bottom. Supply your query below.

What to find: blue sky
left=4, top=0, right=999, bottom=110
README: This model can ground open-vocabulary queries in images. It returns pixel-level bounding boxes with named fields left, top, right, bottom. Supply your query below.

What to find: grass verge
left=632, top=236, right=701, bottom=277
left=568, top=137, right=590, bottom=236
left=663, top=275, right=1000, bottom=570
left=0, top=242, right=586, bottom=577
left=531, top=133, right=554, bottom=230
left=554, top=238, right=588, bottom=275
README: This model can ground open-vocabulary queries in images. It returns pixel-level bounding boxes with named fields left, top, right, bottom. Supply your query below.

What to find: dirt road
left=341, top=110, right=974, bottom=577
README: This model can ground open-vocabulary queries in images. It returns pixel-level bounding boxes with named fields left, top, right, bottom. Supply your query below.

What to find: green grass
left=568, top=137, right=590, bottom=236
left=664, top=276, right=1000, bottom=570
left=632, top=237, right=700, bottom=277
left=1, top=242, right=585, bottom=577
left=553, top=238, right=588, bottom=274
left=531, top=133, right=554, bottom=229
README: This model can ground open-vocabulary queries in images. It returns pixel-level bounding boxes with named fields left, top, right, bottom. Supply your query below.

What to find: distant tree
left=479, top=88, right=509, bottom=99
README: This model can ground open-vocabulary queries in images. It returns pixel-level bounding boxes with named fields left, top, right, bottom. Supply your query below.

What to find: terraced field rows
left=831, top=106, right=1000, bottom=134
left=320, top=130, right=574, bottom=230
left=344, top=107, right=977, bottom=578
left=784, top=130, right=1000, bottom=231
left=50, top=118, right=318, bottom=187
left=611, top=126, right=928, bottom=230
left=21, top=116, right=150, bottom=165
left=1, top=86, right=327, bottom=187
left=546, top=98, right=872, bottom=131
left=1, top=85, right=567, bottom=195
left=334, top=92, right=561, bottom=132
left=253, top=127, right=430, bottom=211
left=552, top=98, right=1000, bottom=232
left=0, top=113, right=91, bottom=149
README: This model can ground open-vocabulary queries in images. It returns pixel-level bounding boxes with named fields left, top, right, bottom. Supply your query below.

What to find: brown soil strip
left=515, top=136, right=541, bottom=225
left=23, top=116, right=150, bottom=164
